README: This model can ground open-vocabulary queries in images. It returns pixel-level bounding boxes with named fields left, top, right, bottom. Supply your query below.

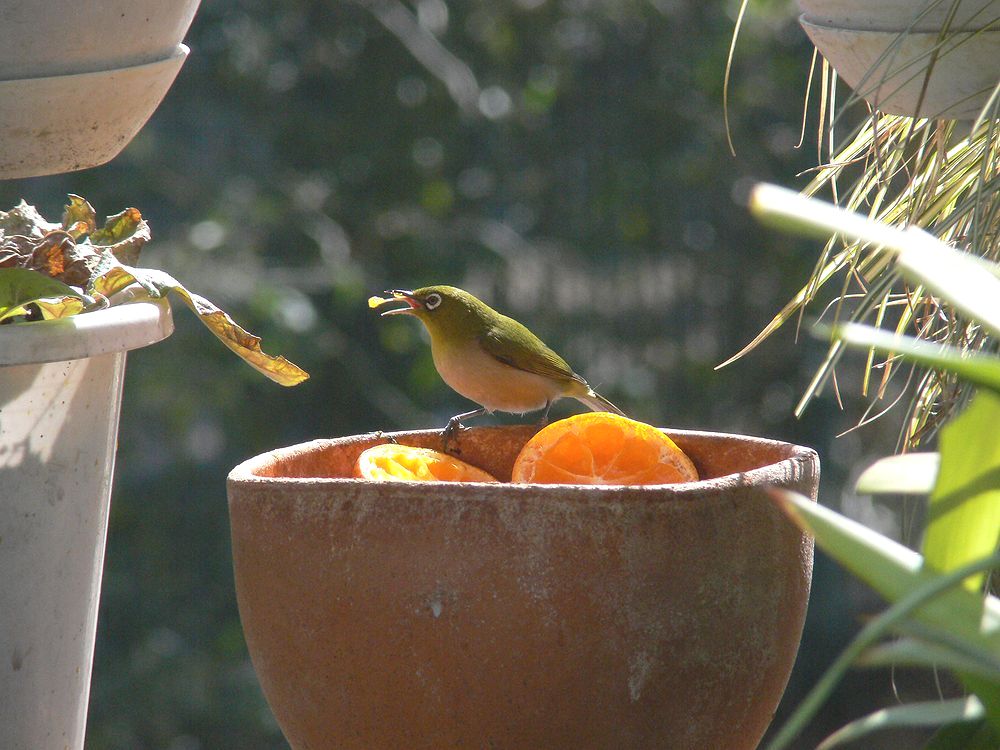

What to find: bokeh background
left=1, top=0, right=937, bottom=747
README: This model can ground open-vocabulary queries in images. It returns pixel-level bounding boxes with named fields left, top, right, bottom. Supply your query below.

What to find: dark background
left=2, top=0, right=932, bottom=747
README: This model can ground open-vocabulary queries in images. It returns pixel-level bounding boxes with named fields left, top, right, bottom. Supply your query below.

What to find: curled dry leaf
left=28, top=230, right=102, bottom=288
left=0, top=196, right=310, bottom=386
left=0, top=200, right=59, bottom=237
left=61, top=194, right=98, bottom=239
left=89, top=206, right=149, bottom=266
left=93, top=265, right=309, bottom=386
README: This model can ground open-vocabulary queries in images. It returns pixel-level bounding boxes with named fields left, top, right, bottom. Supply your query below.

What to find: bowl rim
left=227, top=426, right=819, bottom=501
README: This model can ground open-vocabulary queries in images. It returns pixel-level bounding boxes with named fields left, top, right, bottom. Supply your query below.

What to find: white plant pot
left=795, top=0, right=1000, bottom=119
left=0, top=0, right=201, bottom=79
left=800, top=18, right=1000, bottom=118
left=797, top=0, right=1000, bottom=32
left=0, top=300, right=173, bottom=750
left=0, top=45, right=189, bottom=180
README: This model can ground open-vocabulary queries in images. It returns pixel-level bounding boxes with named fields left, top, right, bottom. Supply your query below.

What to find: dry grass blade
left=729, top=107, right=999, bottom=445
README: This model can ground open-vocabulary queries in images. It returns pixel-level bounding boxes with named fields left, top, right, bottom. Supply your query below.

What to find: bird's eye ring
left=425, top=293, right=442, bottom=310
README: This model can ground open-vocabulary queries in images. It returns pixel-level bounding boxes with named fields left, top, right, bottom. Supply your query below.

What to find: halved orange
left=511, top=412, right=699, bottom=486
left=354, top=443, right=499, bottom=483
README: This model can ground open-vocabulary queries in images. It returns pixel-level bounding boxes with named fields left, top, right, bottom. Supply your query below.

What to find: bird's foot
left=441, top=417, right=466, bottom=454
left=536, top=400, right=553, bottom=426
left=441, top=407, right=487, bottom=454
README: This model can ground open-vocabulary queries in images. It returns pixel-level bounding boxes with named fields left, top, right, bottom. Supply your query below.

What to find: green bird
left=370, top=285, right=624, bottom=435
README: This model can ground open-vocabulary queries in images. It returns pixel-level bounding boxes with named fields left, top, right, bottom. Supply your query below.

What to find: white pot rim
left=0, top=298, right=174, bottom=367
left=0, top=43, right=189, bottom=85
left=796, top=0, right=1000, bottom=33
left=800, top=15, right=1000, bottom=35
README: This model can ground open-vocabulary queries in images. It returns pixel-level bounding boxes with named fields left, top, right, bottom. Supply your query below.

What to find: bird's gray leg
left=443, top=407, right=488, bottom=449
left=537, top=400, right=553, bottom=425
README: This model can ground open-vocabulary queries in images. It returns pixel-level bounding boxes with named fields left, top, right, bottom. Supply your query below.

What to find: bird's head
left=370, top=285, right=488, bottom=338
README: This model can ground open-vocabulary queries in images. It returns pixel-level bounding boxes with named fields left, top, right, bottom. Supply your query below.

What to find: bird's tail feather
left=575, top=388, right=626, bottom=417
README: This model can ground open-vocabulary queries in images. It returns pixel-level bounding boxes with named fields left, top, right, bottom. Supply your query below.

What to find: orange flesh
left=511, top=412, right=699, bottom=486
left=355, top=443, right=499, bottom=483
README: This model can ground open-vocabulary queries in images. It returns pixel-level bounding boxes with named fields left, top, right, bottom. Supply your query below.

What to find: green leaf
left=925, top=721, right=1000, bottom=750
left=859, top=637, right=1000, bottom=684
left=894, top=234, right=1000, bottom=341
left=834, top=322, right=1000, bottom=395
left=91, top=265, right=310, bottom=386
left=925, top=391, right=1000, bottom=591
left=815, top=697, right=983, bottom=750
left=770, top=490, right=1000, bottom=646
left=0, top=268, right=88, bottom=322
left=751, top=184, right=1000, bottom=337
left=856, top=453, right=940, bottom=495
left=761, top=505, right=1000, bottom=750
left=863, top=624, right=1000, bottom=732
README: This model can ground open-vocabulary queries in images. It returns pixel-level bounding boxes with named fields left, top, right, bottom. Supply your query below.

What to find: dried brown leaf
left=90, top=207, right=149, bottom=265
left=61, top=195, right=97, bottom=239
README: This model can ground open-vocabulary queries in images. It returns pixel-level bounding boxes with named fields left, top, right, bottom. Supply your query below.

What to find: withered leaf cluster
left=0, top=196, right=308, bottom=386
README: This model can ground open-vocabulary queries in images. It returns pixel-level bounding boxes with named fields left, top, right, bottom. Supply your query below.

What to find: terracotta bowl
left=227, top=426, right=819, bottom=750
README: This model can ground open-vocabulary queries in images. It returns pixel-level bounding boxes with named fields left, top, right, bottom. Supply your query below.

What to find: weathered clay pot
left=227, top=426, right=819, bottom=750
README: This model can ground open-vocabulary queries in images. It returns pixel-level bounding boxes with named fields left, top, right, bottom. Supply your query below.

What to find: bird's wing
left=479, top=317, right=585, bottom=384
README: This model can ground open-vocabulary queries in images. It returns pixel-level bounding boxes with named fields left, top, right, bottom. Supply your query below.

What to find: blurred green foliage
left=0, top=0, right=935, bottom=748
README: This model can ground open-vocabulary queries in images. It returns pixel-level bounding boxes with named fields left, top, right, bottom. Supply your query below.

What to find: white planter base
left=0, top=301, right=173, bottom=750
left=795, top=0, right=1000, bottom=121
left=0, top=46, right=189, bottom=180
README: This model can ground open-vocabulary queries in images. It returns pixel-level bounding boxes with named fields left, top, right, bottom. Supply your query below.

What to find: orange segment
left=511, top=412, right=699, bottom=486
left=355, top=443, right=499, bottom=483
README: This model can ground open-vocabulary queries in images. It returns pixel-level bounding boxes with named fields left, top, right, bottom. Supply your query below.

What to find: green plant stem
left=765, top=550, right=1000, bottom=750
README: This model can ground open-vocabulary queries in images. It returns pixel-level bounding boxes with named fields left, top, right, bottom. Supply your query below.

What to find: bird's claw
left=536, top=400, right=552, bottom=426
left=442, top=417, right=465, bottom=454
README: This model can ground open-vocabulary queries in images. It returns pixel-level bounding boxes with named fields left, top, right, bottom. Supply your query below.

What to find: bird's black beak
left=369, top=289, right=420, bottom=316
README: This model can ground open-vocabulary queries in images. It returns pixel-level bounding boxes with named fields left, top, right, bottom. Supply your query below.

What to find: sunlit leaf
left=0, top=268, right=88, bottom=322
left=92, top=265, right=310, bottom=386
left=815, top=697, right=983, bottom=750
left=89, top=206, right=149, bottom=265
left=769, top=490, right=1000, bottom=646
left=29, top=297, right=87, bottom=320
left=855, top=453, right=940, bottom=495
left=0, top=199, right=59, bottom=236
left=26, top=230, right=104, bottom=288
left=835, top=322, right=1000, bottom=395
left=61, top=194, right=97, bottom=239
left=925, top=392, right=1000, bottom=591
left=90, top=263, right=159, bottom=299
left=0, top=195, right=308, bottom=384
left=762, top=498, right=1000, bottom=750
left=893, top=233, right=1000, bottom=341
left=751, top=184, right=1000, bottom=338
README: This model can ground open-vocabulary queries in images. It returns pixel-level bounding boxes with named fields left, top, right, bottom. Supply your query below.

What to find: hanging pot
left=796, top=0, right=1000, bottom=118
left=0, top=0, right=202, bottom=178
